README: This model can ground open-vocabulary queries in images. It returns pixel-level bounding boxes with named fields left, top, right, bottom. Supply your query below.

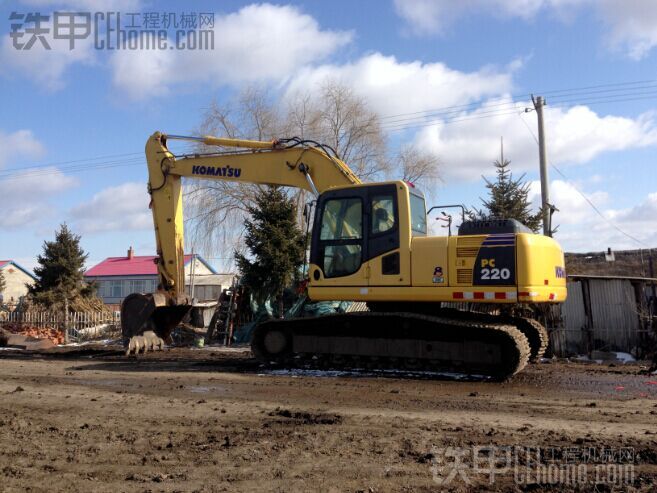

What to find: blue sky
left=1, top=0, right=656, bottom=273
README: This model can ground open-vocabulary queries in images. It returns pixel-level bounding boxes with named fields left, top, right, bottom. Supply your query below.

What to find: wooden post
left=63, top=298, right=70, bottom=344
left=581, top=279, right=594, bottom=357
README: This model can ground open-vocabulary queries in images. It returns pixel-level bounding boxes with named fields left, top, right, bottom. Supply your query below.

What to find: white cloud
left=527, top=180, right=657, bottom=251
left=0, top=167, right=78, bottom=198
left=393, top=0, right=597, bottom=36
left=0, top=205, right=43, bottom=229
left=415, top=98, right=657, bottom=181
left=70, top=181, right=152, bottom=233
left=0, top=129, right=45, bottom=168
left=597, top=0, right=657, bottom=60
left=0, top=167, right=77, bottom=229
left=0, top=16, right=96, bottom=91
left=529, top=179, right=609, bottom=226
left=394, top=0, right=657, bottom=59
left=110, top=3, right=353, bottom=101
left=2, top=1, right=143, bottom=90
left=608, top=192, right=657, bottom=230
left=393, top=0, right=549, bottom=35
left=109, top=39, right=172, bottom=100
left=284, top=53, right=515, bottom=118
left=21, top=0, right=140, bottom=9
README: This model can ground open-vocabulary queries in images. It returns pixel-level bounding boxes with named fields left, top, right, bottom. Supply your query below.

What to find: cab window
left=319, top=198, right=362, bottom=278
left=410, top=193, right=427, bottom=236
left=371, top=195, right=395, bottom=234
left=320, top=198, right=362, bottom=240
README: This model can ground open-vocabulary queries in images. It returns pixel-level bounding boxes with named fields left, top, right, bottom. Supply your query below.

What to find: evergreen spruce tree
left=30, top=224, right=91, bottom=306
left=471, top=156, right=542, bottom=233
left=235, top=187, right=305, bottom=318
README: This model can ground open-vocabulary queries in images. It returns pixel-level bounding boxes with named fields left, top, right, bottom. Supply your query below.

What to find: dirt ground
left=1, top=346, right=656, bottom=492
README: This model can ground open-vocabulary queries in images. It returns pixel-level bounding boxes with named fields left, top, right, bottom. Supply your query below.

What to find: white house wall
left=0, top=265, right=34, bottom=303
left=184, top=258, right=214, bottom=277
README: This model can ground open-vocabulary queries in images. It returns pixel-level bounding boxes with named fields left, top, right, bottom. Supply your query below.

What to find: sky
left=1, top=0, right=656, bottom=273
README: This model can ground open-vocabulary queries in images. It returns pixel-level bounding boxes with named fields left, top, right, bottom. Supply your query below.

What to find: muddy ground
left=0, top=346, right=656, bottom=492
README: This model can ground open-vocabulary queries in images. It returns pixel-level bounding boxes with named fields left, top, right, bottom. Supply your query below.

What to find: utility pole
left=649, top=250, right=656, bottom=315
left=532, top=95, right=551, bottom=236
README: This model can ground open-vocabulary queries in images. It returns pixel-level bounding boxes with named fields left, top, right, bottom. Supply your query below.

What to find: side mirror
left=303, top=200, right=316, bottom=219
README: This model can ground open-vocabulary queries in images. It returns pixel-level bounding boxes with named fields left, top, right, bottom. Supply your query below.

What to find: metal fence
left=550, top=276, right=655, bottom=357
left=0, top=310, right=121, bottom=340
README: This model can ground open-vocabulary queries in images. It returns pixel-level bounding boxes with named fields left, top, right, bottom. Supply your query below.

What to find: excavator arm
left=122, top=131, right=360, bottom=353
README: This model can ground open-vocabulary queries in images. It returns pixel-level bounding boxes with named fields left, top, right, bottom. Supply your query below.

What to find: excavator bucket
left=121, top=292, right=192, bottom=355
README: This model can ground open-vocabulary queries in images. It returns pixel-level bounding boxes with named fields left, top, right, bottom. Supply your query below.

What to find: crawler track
left=436, top=309, right=549, bottom=362
left=252, top=312, right=530, bottom=380
left=512, top=316, right=549, bottom=362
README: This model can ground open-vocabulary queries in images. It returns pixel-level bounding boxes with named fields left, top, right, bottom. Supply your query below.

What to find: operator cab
left=310, top=182, right=426, bottom=280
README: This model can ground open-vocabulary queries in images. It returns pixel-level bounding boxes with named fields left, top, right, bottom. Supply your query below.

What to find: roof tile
left=85, top=255, right=193, bottom=277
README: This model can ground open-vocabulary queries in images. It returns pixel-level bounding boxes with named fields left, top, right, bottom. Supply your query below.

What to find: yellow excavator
left=121, top=131, right=566, bottom=379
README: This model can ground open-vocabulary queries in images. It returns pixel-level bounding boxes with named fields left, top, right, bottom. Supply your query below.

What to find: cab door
left=310, top=183, right=408, bottom=288
left=366, top=184, right=406, bottom=286
left=310, top=187, right=369, bottom=286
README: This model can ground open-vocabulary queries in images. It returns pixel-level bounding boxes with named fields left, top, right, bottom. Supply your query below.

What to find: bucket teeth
left=126, top=330, right=165, bottom=356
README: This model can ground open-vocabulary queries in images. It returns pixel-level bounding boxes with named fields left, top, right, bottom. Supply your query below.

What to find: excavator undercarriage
left=250, top=305, right=548, bottom=380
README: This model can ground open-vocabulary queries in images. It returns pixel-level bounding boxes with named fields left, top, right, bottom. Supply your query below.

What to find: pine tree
left=235, top=187, right=305, bottom=318
left=0, top=268, right=5, bottom=297
left=30, top=224, right=91, bottom=306
left=471, top=157, right=543, bottom=233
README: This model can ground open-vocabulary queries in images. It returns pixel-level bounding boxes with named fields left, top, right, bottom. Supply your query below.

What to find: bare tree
left=185, top=86, right=282, bottom=269
left=291, top=80, right=390, bottom=181
left=284, top=92, right=315, bottom=140
left=281, top=93, right=320, bottom=225
left=283, top=80, right=391, bottom=224
left=186, top=80, right=394, bottom=269
left=397, top=143, right=441, bottom=190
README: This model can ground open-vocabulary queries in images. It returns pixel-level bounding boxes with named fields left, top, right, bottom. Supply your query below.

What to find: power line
left=378, top=87, right=657, bottom=132
left=517, top=112, right=649, bottom=248
left=0, top=157, right=144, bottom=180
left=0, top=151, right=142, bottom=173
left=1, top=79, right=656, bottom=181
left=529, top=78, right=657, bottom=97
left=373, top=80, right=657, bottom=129
left=376, top=78, right=657, bottom=122
left=0, top=162, right=142, bottom=181
left=377, top=91, right=657, bottom=134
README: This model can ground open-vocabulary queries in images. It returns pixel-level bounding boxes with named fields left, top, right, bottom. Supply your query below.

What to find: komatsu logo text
left=192, top=165, right=241, bottom=177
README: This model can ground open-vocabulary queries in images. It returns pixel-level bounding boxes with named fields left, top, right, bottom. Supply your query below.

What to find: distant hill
left=565, top=248, right=656, bottom=278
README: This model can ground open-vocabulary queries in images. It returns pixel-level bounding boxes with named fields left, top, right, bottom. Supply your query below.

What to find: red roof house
left=85, top=248, right=220, bottom=304
left=85, top=254, right=197, bottom=277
